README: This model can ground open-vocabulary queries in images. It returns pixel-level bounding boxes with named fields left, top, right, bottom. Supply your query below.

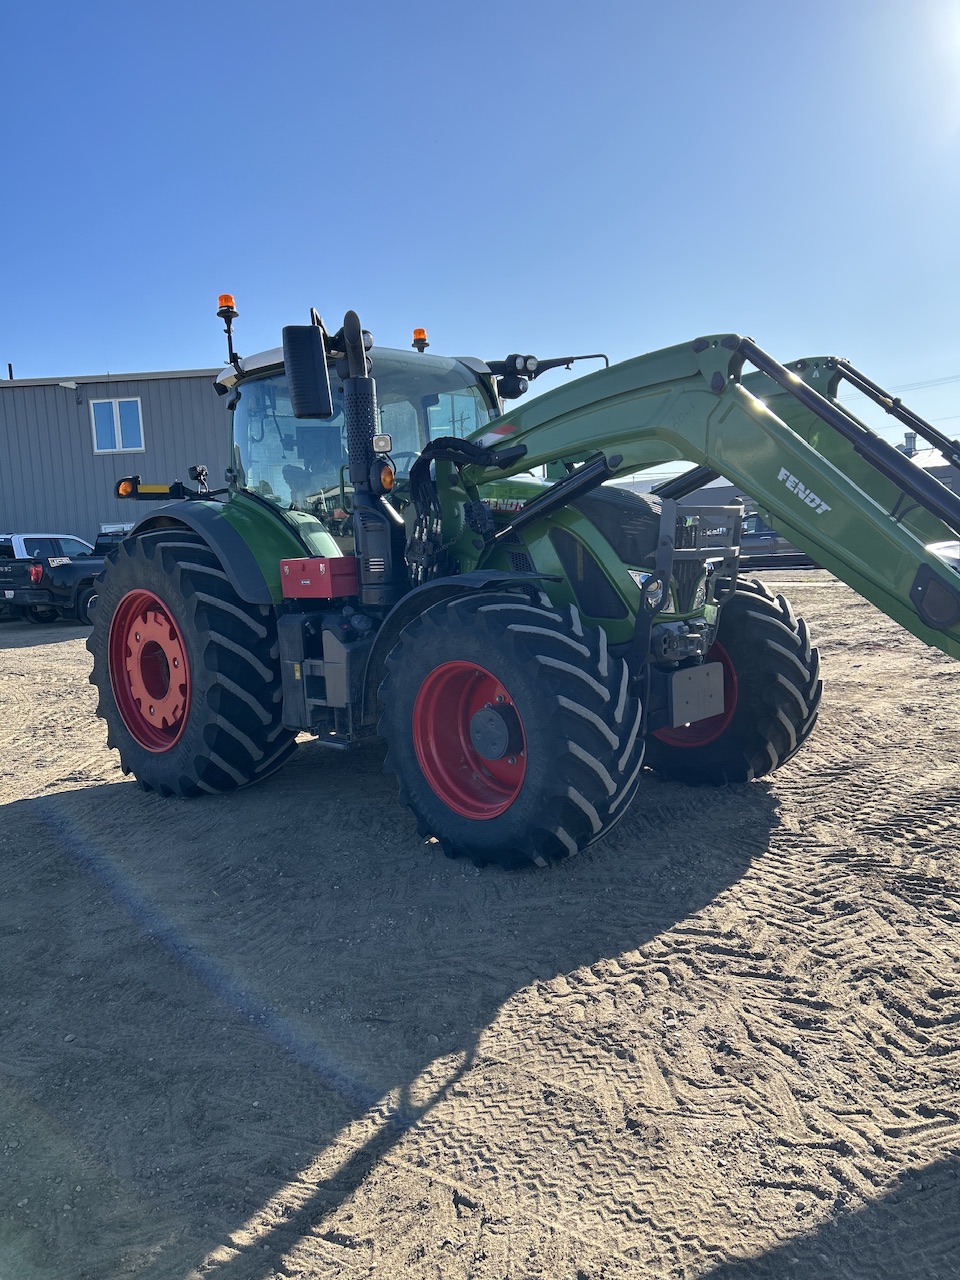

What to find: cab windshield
left=231, top=348, right=497, bottom=510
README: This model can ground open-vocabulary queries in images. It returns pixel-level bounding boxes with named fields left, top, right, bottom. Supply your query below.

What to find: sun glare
left=932, top=0, right=960, bottom=102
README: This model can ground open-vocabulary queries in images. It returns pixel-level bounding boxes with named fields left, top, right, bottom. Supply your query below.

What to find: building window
left=91, top=398, right=144, bottom=453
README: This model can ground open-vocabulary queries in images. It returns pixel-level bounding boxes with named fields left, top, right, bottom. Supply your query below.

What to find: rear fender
left=126, top=502, right=273, bottom=604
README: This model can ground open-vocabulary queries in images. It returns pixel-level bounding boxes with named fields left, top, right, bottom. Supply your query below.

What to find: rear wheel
left=644, top=578, right=822, bottom=784
left=379, top=593, right=645, bottom=868
left=76, top=585, right=97, bottom=625
left=87, top=530, right=296, bottom=795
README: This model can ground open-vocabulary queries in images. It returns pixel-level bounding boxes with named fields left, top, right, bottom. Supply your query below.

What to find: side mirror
left=282, top=325, right=334, bottom=419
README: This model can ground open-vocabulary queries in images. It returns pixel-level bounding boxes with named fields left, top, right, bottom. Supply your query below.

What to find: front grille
left=509, top=551, right=535, bottom=573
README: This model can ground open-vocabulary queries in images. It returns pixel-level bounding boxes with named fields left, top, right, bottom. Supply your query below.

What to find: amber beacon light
left=218, top=295, right=241, bottom=371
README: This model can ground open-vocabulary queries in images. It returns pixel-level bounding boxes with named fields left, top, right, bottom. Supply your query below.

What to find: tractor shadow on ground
left=699, top=1155, right=960, bottom=1280
left=0, top=618, right=90, bottom=649
left=1, top=738, right=780, bottom=1280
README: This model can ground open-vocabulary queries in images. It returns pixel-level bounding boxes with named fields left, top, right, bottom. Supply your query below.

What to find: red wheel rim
left=108, top=589, right=191, bottom=751
left=413, top=661, right=526, bottom=819
left=653, top=640, right=738, bottom=748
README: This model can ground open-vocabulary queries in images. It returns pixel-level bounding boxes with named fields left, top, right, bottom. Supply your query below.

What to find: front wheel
left=379, top=593, right=645, bottom=868
left=644, top=578, right=822, bottom=784
left=87, top=530, right=297, bottom=795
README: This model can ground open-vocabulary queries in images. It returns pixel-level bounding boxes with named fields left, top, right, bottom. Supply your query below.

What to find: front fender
left=361, top=570, right=558, bottom=722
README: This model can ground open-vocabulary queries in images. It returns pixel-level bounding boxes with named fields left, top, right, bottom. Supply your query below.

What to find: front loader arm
left=741, top=356, right=959, bottom=552
left=458, top=334, right=960, bottom=662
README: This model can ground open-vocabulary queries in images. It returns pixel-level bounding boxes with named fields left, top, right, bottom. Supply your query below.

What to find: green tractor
left=88, top=299, right=960, bottom=867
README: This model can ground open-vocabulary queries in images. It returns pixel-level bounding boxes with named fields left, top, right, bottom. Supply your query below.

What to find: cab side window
left=426, top=389, right=489, bottom=440
left=58, top=538, right=94, bottom=558
left=26, top=539, right=58, bottom=559
left=742, top=515, right=773, bottom=536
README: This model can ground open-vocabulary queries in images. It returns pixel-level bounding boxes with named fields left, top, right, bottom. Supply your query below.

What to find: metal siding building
left=0, top=370, right=230, bottom=541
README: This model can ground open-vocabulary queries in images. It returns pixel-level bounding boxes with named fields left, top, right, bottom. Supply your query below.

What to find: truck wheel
left=87, top=530, right=296, bottom=796
left=644, top=578, right=822, bottom=784
left=379, top=593, right=645, bottom=868
left=25, top=605, right=58, bottom=624
left=77, top=585, right=97, bottom=625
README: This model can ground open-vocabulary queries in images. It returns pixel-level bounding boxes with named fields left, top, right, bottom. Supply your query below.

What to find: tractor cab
left=216, top=346, right=500, bottom=514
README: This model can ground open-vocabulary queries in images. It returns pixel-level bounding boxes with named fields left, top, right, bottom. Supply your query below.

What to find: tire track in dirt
left=353, top=846, right=959, bottom=1278
left=345, top=581, right=960, bottom=1276
left=3, top=579, right=960, bottom=1279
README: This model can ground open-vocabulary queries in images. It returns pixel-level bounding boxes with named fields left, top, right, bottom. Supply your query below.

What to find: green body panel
left=480, top=504, right=642, bottom=645
left=470, top=476, right=716, bottom=643
left=452, top=335, right=960, bottom=663
left=220, top=491, right=341, bottom=604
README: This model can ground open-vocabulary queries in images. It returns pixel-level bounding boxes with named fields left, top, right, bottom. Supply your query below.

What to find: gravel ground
left=1, top=570, right=958, bottom=1280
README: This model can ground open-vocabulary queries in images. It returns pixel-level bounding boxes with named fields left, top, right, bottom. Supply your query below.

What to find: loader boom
left=454, top=334, right=960, bottom=663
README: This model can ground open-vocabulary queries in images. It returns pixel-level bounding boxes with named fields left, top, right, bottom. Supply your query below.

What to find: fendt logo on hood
left=778, top=468, right=832, bottom=515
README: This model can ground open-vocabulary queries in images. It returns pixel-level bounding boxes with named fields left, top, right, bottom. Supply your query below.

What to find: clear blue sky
left=2, top=0, right=958, bottom=444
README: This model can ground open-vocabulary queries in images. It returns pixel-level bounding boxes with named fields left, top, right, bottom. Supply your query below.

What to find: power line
left=888, top=373, right=960, bottom=393
left=839, top=372, right=960, bottom=403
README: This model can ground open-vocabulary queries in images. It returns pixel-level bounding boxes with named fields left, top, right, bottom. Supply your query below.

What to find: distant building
left=896, top=431, right=960, bottom=495
left=0, top=369, right=230, bottom=540
left=612, top=473, right=744, bottom=510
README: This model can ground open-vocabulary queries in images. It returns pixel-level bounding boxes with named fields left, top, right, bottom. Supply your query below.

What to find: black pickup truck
left=0, top=533, right=106, bottom=624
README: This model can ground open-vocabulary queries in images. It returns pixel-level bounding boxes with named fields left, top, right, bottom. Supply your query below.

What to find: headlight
left=693, top=577, right=708, bottom=610
left=629, top=569, right=671, bottom=611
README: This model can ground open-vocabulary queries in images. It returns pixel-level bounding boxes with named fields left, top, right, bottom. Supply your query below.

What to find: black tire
left=644, top=578, right=822, bottom=784
left=25, top=605, right=59, bottom=624
left=87, top=530, right=296, bottom=796
left=76, top=585, right=98, bottom=625
left=379, top=592, right=645, bottom=869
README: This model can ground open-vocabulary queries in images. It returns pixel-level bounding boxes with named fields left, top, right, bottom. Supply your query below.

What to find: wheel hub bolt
left=149, top=706, right=155, bottom=715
